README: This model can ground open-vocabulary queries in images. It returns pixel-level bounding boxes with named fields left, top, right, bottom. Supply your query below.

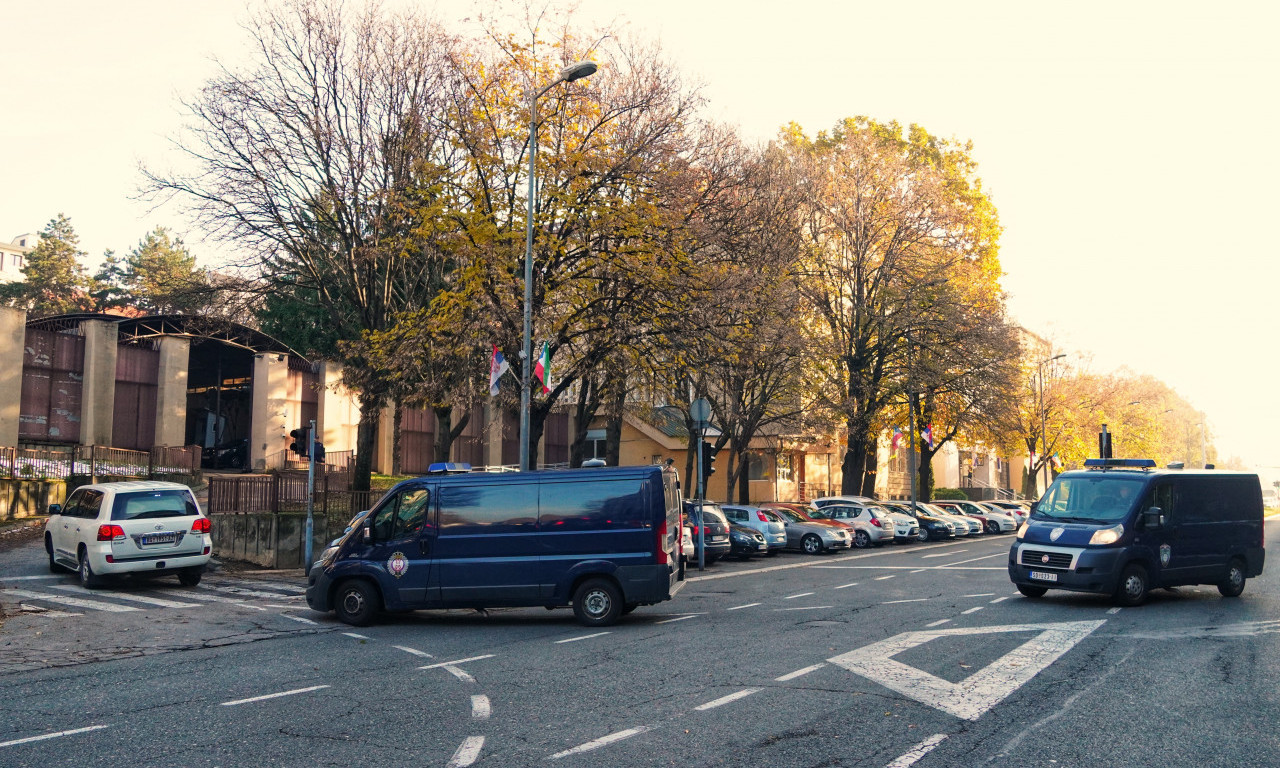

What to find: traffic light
left=289, top=426, right=311, bottom=457
left=701, top=441, right=719, bottom=478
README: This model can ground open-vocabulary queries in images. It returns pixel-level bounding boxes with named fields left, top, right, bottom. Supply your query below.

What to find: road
left=2, top=522, right=1278, bottom=767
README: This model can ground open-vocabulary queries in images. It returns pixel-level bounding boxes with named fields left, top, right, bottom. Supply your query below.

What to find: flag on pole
left=533, top=341, right=551, bottom=394
left=890, top=427, right=903, bottom=455
left=489, top=345, right=509, bottom=397
left=922, top=424, right=934, bottom=449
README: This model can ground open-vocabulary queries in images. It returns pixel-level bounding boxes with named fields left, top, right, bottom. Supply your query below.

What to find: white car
left=44, top=481, right=212, bottom=588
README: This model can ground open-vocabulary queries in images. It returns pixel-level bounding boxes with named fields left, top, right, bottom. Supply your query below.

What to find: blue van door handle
left=418, top=539, right=432, bottom=556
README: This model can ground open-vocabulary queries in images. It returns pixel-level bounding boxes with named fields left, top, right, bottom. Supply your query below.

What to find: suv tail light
left=655, top=519, right=668, bottom=564
left=191, top=517, right=212, bottom=534
left=97, top=524, right=125, bottom=541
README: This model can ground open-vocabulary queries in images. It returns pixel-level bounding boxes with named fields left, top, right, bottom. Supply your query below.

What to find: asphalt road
left=2, top=521, right=1278, bottom=767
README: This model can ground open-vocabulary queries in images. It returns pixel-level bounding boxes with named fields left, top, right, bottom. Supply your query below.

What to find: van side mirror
left=1143, top=507, right=1165, bottom=529
left=362, top=524, right=372, bottom=544
left=49, top=503, right=62, bottom=516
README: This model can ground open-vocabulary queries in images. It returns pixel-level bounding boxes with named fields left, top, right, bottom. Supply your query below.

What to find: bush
left=933, top=487, right=969, bottom=501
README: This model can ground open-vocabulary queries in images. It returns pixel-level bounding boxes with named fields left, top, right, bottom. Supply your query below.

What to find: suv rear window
left=111, top=490, right=199, bottom=521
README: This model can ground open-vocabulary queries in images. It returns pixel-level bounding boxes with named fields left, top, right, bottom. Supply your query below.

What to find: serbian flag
left=533, top=341, right=551, bottom=394
left=890, top=427, right=903, bottom=455
left=922, top=424, right=934, bottom=449
left=489, top=345, right=509, bottom=397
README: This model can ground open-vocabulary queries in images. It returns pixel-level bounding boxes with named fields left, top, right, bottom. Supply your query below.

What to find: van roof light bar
left=427, top=462, right=472, bottom=474
left=1083, top=458, right=1156, bottom=470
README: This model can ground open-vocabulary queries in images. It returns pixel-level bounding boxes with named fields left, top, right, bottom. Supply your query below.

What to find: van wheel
left=334, top=579, right=379, bottom=626
left=1017, top=584, right=1048, bottom=598
left=573, top=578, right=622, bottom=627
left=1114, top=564, right=1149, bottom=607
left=1218, top=558, right=1247, bottom=597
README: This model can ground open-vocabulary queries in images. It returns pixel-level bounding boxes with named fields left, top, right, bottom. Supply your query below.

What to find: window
left=585, top=429, right=608, bottom=460
left=746, top=451, right=767, bottom=481
left=539, top=478, right=645, bottom=531
left=110, top=490, right=192, bottom=520
left=372, top=487, right=431, bottom=540
left=440, top=482, right=537, bottom=533
left=777, top=453, right=794, bottom=482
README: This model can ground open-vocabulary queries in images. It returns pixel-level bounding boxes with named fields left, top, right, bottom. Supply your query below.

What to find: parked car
left=758, top=502, right=854, bottom=554
left=683, top=501, right=733, bottom=564
left=728, top=524, right=770, bottom=559
left=982, top=500, right=1029, bottom=525
left=44, top=481, right=212, bottom=588
left=810, top=495, right=877, bottom=509
left=880, top=501, right=956, bottom=542
left=808, top=503, right=895, bottom=548
left=201, top=438, right=249, bottom=470
left=719, top=504, right=788, bottom=554
left=932, top=499, right=1017, bottom=533
left=918, top=502, right=980, bottom=536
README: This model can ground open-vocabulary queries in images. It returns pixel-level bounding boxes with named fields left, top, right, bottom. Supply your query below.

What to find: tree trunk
left=432, top=406, right=453, bottom=464
left=391, top=398, right=402, bottom=476
left=352, top=393, right=383, bottom=493
left=860, top=443, right=878, bottom=497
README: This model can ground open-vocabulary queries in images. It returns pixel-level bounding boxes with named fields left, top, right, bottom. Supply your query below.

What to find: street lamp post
left=1037, top=353, right=1067, bottom=494
left=520, top=61, right=598, bottom=472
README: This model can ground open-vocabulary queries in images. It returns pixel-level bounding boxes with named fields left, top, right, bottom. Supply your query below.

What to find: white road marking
left=961, top=607, right=984, bottom=615
left=655, top=614, right=702, bottom=624
left=471, top=695, right=491, bottom=720
left=0, top=575, right=63, bottom=581
left=281, top=614, right=318, bottom=625
left=922, top=551, right=966, bottom=558
left=343, top=632, right=369, bottom=639
left=829, top=620, right=1106, bottom=720
left=963, top=593, right=996, bottom=598
left=990, top=597, right=1010, bottom=604
left=444, top=666, right=475, bottom=683
left=549, top=726, right=652, bottom=759
left=221, top=685, right=330, bottom=706
left=776, top=605, right=834, bottom=611
left=420, top=655, right=496, bottom=670
left=776, top=663, right=826, bottom=681
left=875, top=575, right=896, bottom=581
left=816, top=566, right=1006, bottom=571
left=883, top=598, right=928, bottom=604
left=909, top=569, right=926, bottom=574
left=694, top=688, right=761, bottom=711
left=175, top=591, right=267, bottom=610
left=198, top=584, right=302, bottom=600
left=727, top=602, right=761, bottom=611
left=22, top=607, right=82, bottom=618
left=925, top=619, right=951, bottom=628
left=833, top=582, right=859, bottom=589
left=394, top=645, right=434, bottom=658
left=684, top=540, right=973, bottom=583
left=0, top=724, right=109, bottom=748
left=446, top=736, right=484, bottom=767
left=884, top=733, right=949, bottom=767
left=555, top=632, right=611, bottom=644
left=938, top=553, right=1007, bottom=567
left=1107, top=607, right=1123, bottom=615
left=3, top=588, right=140, bottom=612
left=784, top=592, right=815, bottom=599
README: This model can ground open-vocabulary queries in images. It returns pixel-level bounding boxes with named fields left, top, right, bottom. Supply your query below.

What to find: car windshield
left=112, top=490, right=198, bottom=520
left=772, top=507, right=804, bottom=522
left=1036, top=475, right=1145, bottom=523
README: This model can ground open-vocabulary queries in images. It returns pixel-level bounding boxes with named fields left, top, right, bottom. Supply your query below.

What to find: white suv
left=44, top=481, right=212, bottom=588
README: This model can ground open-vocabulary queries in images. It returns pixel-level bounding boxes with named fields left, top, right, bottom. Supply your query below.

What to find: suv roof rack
left=1082, top=458, right=1156, bottom=470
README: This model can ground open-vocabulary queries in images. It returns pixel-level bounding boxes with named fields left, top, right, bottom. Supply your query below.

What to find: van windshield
left=1036, top=475, right=1145, bottom=523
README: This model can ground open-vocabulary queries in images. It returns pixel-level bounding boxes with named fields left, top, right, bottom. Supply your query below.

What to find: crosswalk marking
left=3, top=589, right=140, bottom=612
left=198, top=584, right=305, bottom=600
left=49, top=585, right=200, bottom=609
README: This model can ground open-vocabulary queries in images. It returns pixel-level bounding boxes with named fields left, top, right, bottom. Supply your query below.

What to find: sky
left=2, top=1, right=1278, bottom=472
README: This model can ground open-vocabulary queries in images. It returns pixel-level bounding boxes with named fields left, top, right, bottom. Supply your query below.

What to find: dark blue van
left=306, top=464, right=684, bottom=626
left=1009, top=459, right=1265, bottom=606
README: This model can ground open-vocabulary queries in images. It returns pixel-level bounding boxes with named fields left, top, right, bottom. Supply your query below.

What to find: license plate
left=141, top=532, right=178, bottom=545
left=1029, top=570, right=1058, bottom=582
left=709, top=536, right=727, bottom=543
left=756, top=543, right=768, bottom=551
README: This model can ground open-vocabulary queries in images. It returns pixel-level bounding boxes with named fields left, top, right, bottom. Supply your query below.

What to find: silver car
left=932, top=499, right=1017, bottom=534
left=808, top=503, right=895, bottom=548
left=983, top=500, right=1029, bottom=526
left=720, top=504, right=788, bottom=554
left=760, top=504, right=854, bottom=554
left=919, top=502, right=980, bottom=536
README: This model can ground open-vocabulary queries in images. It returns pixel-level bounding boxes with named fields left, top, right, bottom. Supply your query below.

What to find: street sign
left=690, top=398, right=711, bottom=424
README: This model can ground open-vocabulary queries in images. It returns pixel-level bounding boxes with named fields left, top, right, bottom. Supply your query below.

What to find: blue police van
left=1009, top=459, right=1265, bottom=606
left=306, top=463, right=684, bottom=626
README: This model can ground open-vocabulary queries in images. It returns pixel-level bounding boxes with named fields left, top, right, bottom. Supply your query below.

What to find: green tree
left=94, top=227, right=207, bottom=314
left=0, top=214, right=94, bottom=316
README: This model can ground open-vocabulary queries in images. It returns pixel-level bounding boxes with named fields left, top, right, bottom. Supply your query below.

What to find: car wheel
left=917, top=527, right=931, bottom=543
left=334, top=579, right=379, bottom=626
left=78, top=549, right=102, bottom=589
left=1114, top=564, right=1149, bottom=607
left=986, top=520, right=999, bottom=534
left=177, top=567, right=203, bottom=587
left=1218, top=558, right=1246, bottom=597
left=1017, top=584, right=1048, bottom=598
left=572, top=577, right=622, bottom=627
left=46, top=535, right=65, bottom=573
left=802, top=534, right=823, bottom=554
left=853, top=530, right=871, bottom=549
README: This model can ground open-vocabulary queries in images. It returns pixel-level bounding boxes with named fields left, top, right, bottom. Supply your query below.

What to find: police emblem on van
left=387, top=552, right=409, bottom=579
left=1050, top=527, right=1065, bottom=542
left=1160, top=544, right=1171, bottom=567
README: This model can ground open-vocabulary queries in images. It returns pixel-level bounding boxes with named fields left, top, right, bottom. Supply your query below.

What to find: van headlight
left=1016, top=523, right=1028, bottom=540
left=1088, top=524, right=1124, bottom=546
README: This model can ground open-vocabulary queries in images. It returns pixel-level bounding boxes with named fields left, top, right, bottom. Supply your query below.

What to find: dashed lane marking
left=834, top=582, right=859, bottom=589
left=925, top=619, right=951, bottom=628
left=784, top=592, right=815, bottom=599
left=343, top=632, right=369, bottom=640
left=281, top=614, right=318, bottom=625
left=446, top=736, right=484, bottom=767
left=776, top=605, right=833, bottom=611
left=655, top=614, right=703, bottom=624
left=726, top=602, right=761, bottom=611
left=221, top=685, right=330, bottom=706
left=990, top=597, right=1010, bottom=604
left=694, top=688, right=761, bottom=711
left=875, top=575, right=896, bottom=581
left=776, top=663, right=826, bottom=682
left=684, top=540, right=976, bottom=583
left=1107, top=607, right=1122, bottom=615
left=394, top=645, right=434, bottom=658
left=471, top=695, right=491, bottom=720
left=961, top=607, right=984, bottom=615
left=555, top=632, right=611, bottom=644
left=420, top=655, right=496, bottom=670
left=883, top=598, right=928, bottom=605
left=884, top=733, right=949, bottom=768
left=0, top=725, right=109, bottom=749
left=922, top=551, right=966, bottom=558
left=548, top=727, right=653, bottom=759
left=444, top=667, right=475, bottom=683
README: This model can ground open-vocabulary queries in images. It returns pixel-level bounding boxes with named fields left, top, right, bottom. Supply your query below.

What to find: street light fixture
left=520, top=60, right=598, bottom=472
left=1038, top=353, right=1067, bottom=494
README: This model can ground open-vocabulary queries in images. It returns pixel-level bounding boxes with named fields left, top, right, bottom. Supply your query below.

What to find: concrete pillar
left=79, top=320, right=118, bottom=446
left=250, top=354, right=290, bottom=471
left=154, top=337, right=190, bottom=446
left=0, top=307, right=25, bottom=447
left=317, top=362, right=359, bottom=454
left=376, top=406, right=395, bottom=475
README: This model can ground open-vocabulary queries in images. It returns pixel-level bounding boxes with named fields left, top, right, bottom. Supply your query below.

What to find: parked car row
left=680, top=496, right=1032, bottom=565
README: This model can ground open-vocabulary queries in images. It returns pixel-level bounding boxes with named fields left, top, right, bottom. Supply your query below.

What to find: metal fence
left=207, top=473, right=382, bottom=518
left=0, top=444, right=202, bottom=482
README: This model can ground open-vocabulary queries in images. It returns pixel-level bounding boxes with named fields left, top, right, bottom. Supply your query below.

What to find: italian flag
left=533, top=341, right=551, bottom=394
